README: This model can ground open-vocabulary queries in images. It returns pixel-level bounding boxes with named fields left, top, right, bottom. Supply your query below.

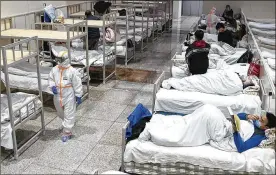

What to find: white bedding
left=251, top=28, right=275, bottom=38
left=247, top=18, right=275, bottom=24
left=248, top=22, right=275, bottom=30
left=163, top=70, right=243, bottom=96
left=1, top=92, right=42, bottom=149
left=154, top=88, right=261, bottom=115
left=1, top=71, right=50, bottom=93
left=258, top=37, right=275, bottom=46
left=125, top=140, right=275, bottom=174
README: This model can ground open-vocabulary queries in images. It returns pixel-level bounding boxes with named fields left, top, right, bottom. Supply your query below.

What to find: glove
left=76, top=97, right=82, bottom=105
left=52, top=86, right=58, bottom=95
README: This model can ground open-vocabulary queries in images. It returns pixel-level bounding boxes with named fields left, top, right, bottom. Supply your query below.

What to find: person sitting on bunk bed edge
left=216, top=22, right=235, bottom=47
left=185, top=30, right=210, bottom=75
left=85, top=10, right=100, bottom=50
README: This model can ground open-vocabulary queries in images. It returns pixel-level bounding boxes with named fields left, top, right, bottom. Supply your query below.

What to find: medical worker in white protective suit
left=206, top=7, right=219, bottom=34
left=48, top=55, right=83, bottom=142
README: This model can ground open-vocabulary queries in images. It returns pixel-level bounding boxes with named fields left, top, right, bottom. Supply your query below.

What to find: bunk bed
left=1, top=37, right=45, bottom=160
left=0, top=19, right=90, bottom=97
left=119, top=71, right=274, bottom=174
left=67, top=2, right=96, bottom=19
left=241, top=9, right=275, bottom=113
left=33, top=13, right=117, bottom=84
left=110, top=5, right=136, bottom=65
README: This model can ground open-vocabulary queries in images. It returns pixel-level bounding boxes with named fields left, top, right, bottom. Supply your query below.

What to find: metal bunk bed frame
left=67, top=1, right=97, bottom=19
left=241, top=10, right=275, bottom=109
left=0, top=37, right=45, bottom=160
left=111, top=4, right=136, bottom=65
left=121, top=1, right=150, bottom=52
left=1, top=17, right=90, bottom=101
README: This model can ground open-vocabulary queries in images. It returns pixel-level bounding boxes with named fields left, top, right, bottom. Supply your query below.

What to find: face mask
left=254, top=120, right=261, bottom=129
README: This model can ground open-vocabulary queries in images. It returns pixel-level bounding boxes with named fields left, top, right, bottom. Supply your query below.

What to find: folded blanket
left=248, top=22, right=275, bottom=30
left=258, top=37, right=275, bottom=46
left=251, top=28, right=275, bottom=38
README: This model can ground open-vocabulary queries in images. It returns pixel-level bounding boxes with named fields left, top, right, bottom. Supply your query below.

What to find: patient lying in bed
left=163, top=70, right=257, bottom=96
left=138, top=104, right=276, bottom=153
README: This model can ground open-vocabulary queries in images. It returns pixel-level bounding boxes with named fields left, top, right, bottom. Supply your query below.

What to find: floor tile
left=88, top=89, right=105, bottom=101
left=113, top=80, right=145, bottom=91
left=140, top=83, right=154, bottom=92
left=22, top=163, right=73, bottom=174
left=129, top=91, right=153, bottom=106
left=76, top=144, right=121, bottom=174
left=100, top=89, right=138, bottom=105
left=35, top=140, right=95, bottom=172
left=84, top=102, right=127, bottom=122
left=72, top=118, right=113, bottom=144
left=1, top=138, right=54, bottom=174
left=99, top=122, right=125, bottom=146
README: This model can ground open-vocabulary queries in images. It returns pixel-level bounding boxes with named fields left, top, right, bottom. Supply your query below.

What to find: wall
left=202, top=1, right=275, bottom=18
left=1, top=1, right=68, bottom=18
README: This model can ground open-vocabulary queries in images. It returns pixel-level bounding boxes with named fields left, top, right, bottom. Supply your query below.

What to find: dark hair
left=94, top=1, right=112, bottom=14
left=226, top=5, right=230, bottom=8
left=266, top=112, right=276, bottom=128
left=85, top=10, right=92, bottom=17
left=216, top=23, right=225, bottom=30
left=194, top=30, right=204, bottom=40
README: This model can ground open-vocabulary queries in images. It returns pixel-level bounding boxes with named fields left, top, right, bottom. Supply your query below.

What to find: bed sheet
left=124, top=139, right=275, bottom=174
left=154, top=88, right=261, bottom=115
left=1, top=71, right=50, bottom=93
left=1, top=92, right=42, bottom=149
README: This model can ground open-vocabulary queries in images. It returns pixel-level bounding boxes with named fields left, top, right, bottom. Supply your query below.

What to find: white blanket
left=258, top=37, right=275, bottom=46
left=251, top=28, right=275, bottom=38
left=247, top=18, right=275, bottom=24
left=163, top=70, right=243, bottom=96
left=139, top=105, right=233, bottom=147
left=155, top=88, right=261, bottom=115
left=248, top=22, right=275, bottom=30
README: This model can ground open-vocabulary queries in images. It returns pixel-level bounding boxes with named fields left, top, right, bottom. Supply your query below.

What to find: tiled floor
left=1, top=16, right=198, bottom=174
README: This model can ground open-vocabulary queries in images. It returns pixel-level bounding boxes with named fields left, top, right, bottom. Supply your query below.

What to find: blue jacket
left=126, top=103, right=152, bottom=138
left=86, top=15, right=100, bottom=39
left=233, top=113, right=266, bottom=153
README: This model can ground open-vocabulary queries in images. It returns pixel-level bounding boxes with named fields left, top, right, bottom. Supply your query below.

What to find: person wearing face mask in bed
left=232, top=111, right=276, bottom=153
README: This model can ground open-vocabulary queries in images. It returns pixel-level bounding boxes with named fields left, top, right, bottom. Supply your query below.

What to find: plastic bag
left=55, top=9, right=64, bottom=23
left=44, top=4, right=56, bottom=22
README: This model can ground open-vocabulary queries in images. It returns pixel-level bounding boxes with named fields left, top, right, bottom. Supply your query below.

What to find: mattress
left=154, top=88, right=262, bottom=115
left=124, top=139, right=275, bottom=174
left=1, top=92, right=42, bottom=149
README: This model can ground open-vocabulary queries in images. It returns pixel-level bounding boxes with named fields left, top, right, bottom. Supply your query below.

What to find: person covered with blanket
left=139, top=104, right=276, bottom=153
left=185, top=30, right=210, bottom=75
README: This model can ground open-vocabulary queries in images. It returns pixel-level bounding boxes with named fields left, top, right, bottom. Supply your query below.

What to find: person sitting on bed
left=185, top=30, right=210, bottom=75
left=85, top=10, right=100, bottom=50
left=139, top=104, right=276, bottom=153
left=222, top=5, right=236, bottom=27
left=216, top=22, right=235, bottom=47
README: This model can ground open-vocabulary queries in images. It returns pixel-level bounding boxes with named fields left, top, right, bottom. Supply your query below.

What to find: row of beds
left=0, top=1, right=173, bottom=159
left=119, top=11, right=276, bottom=174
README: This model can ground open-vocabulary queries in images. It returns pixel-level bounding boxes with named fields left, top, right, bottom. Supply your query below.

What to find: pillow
left=259, top=128, right=275, bottom=149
